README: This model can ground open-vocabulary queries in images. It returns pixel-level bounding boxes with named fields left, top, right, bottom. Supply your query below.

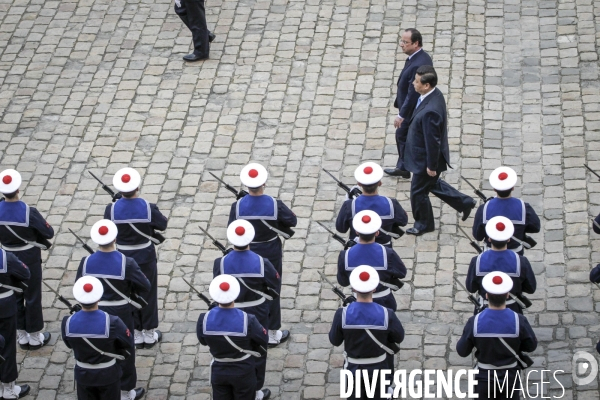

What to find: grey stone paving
left=0, top=0, right=599, bottom=398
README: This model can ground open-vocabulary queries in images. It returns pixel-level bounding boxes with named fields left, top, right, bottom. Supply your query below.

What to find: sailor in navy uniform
left=104, top=168, right=168, bottom=349
left=329, top=266, right=405, bottom=400
left=76, top=220, right=150, bottom=400
left=337, top=210, right=406, bottom=312
left=62, top=277, right=135, bottom=400
left=213, top=220, right=282, bottom=394
left=472, top=167, right=540, bottom=255
left=197, top=275, right=271, bottom=400
left=0, top=248, right=31, bottom=398
left=0, top=169, right=52, bottom=351
left=457, top=272, right=537, bottom=399
left=335, top=162, right=408, bottom=248
left=227, top=163, right=297, bottom=347
left=466, top=217, right=536, bottom=315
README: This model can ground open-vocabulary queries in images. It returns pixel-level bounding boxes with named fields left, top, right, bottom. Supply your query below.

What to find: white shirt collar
left=408, top=48, right=423, bottom=60
left=418, top=87, right=436, bottom=102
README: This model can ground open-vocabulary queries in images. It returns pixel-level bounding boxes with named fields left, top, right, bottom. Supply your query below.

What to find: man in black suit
left=384, top=28, right=433, bottom=178
left=175, top=0, right=216, bottom=62
left=403, top=66, right=476, bottom=235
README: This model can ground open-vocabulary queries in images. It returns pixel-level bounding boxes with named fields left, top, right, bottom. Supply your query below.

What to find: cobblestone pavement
left=0, top=0, right=599, bottom=397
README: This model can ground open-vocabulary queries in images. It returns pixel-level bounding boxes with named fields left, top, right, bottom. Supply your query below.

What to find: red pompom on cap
left=248, top=169, right=259, bottom=178
left=359, top=272, right=370, bottom=282
left=98, top=226, right=109, bottom=235
left=83, top=283, right=93, bottom=293
left=496, top=222, right=505, bottom=231
left=220, top=282, right=230, bottom=291
left=364, top=166, right=373, bottom=174
left=2, top=176, right=12, bottom=184
left=492, top=276, right=503, bottom=285
left=121, top=174, right=131, bottom=183
left=361, top=215, right=371, bottom=224
left=498, top=172, right=508, bottom=181
left=235, top=226, right=245, bottom=236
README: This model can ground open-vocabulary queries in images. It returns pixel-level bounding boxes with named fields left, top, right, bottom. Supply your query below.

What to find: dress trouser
left=238, top=303, right=269, bottom=391
left=134, top=260, right=159, bottom=331
left=174, top=0, right=209, bottom=56
left=395, top=121, right=410, bottom=170
left=410, top=173, right=473, bottom=232
left=344, top=361, right=389, bottom=400
left=76, top=380, right=121, bottom=400
left=212, top=366, right=256, bottom=400
left=476, top=369, right=520, bottom=400
left=11, top=249, right=44, bottom=333
left=250, top=239, right=283, bottom=331
left=0, top=313, right=18, bottom=383
left=100, top=304, right=136, bottom=391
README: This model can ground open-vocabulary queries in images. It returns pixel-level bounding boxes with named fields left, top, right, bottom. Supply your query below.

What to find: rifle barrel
left=585, top=164, right=600, bottom=180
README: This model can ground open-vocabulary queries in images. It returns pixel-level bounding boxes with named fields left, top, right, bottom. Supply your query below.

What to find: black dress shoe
left=461, top=199, right=477, bottom=221
left=384, top=168, right=411, bottom=179
left=261, top=389, right=271, bottom=400
left=406, top=227, right=434, bottom=236
left=18, top=384, right=31, bottom=398
left=133, top=387, right=146, bottom=400
left=183, top=53, right=209, bottom=62
left=268, top=330, right=290, bottom=348
left=28, top=332, right=51, bottom=350
left=208, top=32, right=216, bottom=42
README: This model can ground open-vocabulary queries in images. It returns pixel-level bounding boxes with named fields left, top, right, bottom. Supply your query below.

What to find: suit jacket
left=403, top=88, right=452, bottom=174
left=394, top=49, right=433, bottom=120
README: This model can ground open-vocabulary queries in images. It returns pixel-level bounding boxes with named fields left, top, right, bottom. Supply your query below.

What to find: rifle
left=323, top=169, right=362, bottom=200
left=585, top=164, right=600, bottom=181
left=457, top=226, right=483, bottom=254
left=89, top=171, right=122, bottom=202
left=454, top=277, right=481, bottom=313
left=181, top=277, right=212, bottom=307
left=316, top=221, right=355, bottom=249
left=209, top=172, right=248, bottom=200
left=68, top=228, right=95, bottom=255
left=460, top=175, right=492, bottom=203
left=43, top=281, right=82, bottom=314
left=198, top=226, right=231, bottom=255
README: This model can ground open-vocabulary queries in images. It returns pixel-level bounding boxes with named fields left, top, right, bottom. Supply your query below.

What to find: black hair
left=487, top=293, right=507, bottom=308
left=121, top=189, right=137, bottom=198
left=490, top=239, right=509, bottom=248
left=361, top=183, right=379, bottom=194
left=219, top=302, right=234, bottom=307
left=358, top=232, right=376, bottom=242
left=233, top=245, right=248, bottom=251
left=416, top=65, right=437, bottom=88
left=81, top=303, right=96, bottom=310
left=495, top=188, right=513, bottom=198
left=404, top=28, right=423, bottom=47
left=4, top=191, right=18, bottom=200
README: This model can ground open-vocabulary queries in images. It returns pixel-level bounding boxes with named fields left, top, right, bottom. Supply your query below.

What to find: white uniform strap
left=236, top=277, right=273, bottom=301
left=2, top=225, right=46, bottom=250
left=101, top=278, right=142, bottom=309
left=82, top=338, right=125, bottom=360
left=498, top=337, right=528, bottom=368
left=127, top=223, right=161, bottom=245
left=224, top=336, right=262, bottom=358
left=379, top=281, right=400, bottom=291
left=364, top=329, right=394, bottom=355
left=260, top=220, right=290, bottom=240
left=378, top=227, right=400, bottom=239
left=0, top=282, right=22, bottom=293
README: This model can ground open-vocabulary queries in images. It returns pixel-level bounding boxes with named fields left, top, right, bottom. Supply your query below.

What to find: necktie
left=416, top=97, right=422, bottom=109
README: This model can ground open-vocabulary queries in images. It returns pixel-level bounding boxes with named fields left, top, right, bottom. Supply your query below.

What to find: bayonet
left=209, top=172, right=248, bottom=200
left=316, top=221, right=355, bottom=249
left=89, top=171, right=122, bottom=202
left=68, top=228, right=95, bottom=255
left=182, top=277, right=212, bottom=306
left=43, top=281, right=82, bottom=314
left=198, top=226, right=231, bottom=255
left=323, top=169, right=362, bottom=199
left=457, top=226, right=483, bottom=254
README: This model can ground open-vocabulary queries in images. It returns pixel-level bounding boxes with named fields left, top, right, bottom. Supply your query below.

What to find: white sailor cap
left=227, top=219, right=255, bottom=247
left=489, top=166, right=517, bottom=192
left=0, top=169, right=22, bottom=194
left=352, top=210, right=382, bottom=235
left=113, top=168, right=141, bottom=193
left=90, top=219, right=118, bottom=245
left=73, top=276, right=104, bottom=305
left=482, top=271, right=513, bottom=295
left=354, top=162, right=384, bottom=185
left=485, top=216, right=514, bottom=242
left=209, top=274, right=240, bottom=304
left=240, top=163, right=268, bottom=188
left=349, top=265, right=380, bottom=294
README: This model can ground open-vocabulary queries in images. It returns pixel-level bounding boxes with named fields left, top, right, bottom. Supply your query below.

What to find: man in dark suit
left=384, top=28, right=433, bottom=178
left=175, top=0, right=216, bottom=62
left=403, top=66, right=476, bottom=235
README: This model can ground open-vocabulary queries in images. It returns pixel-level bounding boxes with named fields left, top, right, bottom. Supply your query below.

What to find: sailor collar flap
left=111, top=198, right=151, bottom=224
left=351, top=196, right=394, bottom=219
left=220, top=251, right=265, bottom=278
left=345, top=243, right=388, bottom=271
left=203, top=308, right=248, bottom=337
left=474, top=308, right=519, bottom=338
left=483, top=198, right=525, bottom=225
left=66, top=310, right=110, bottom=338
left=0, top=201, right=29, bottom=227
left=236, top=195, right=277, bottom=220
left=476, top=250, right=520, bottom=277
left=342, top=302, right=388, bottom=330
left=83, top=251, right=126, bottom=280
